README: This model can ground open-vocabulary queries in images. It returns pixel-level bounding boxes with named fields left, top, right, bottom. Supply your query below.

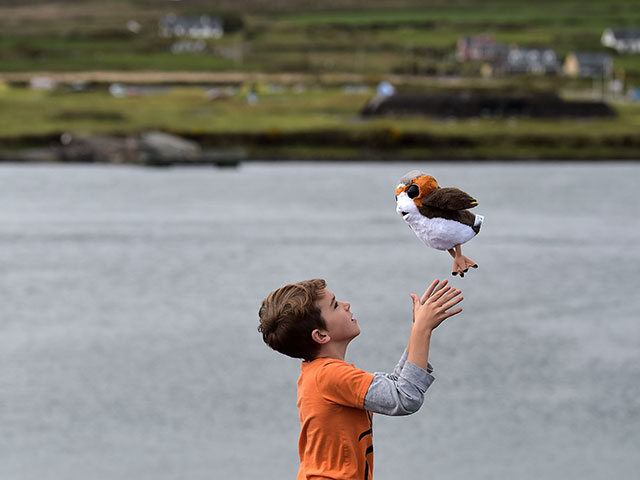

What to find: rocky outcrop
left=0, top=131, right=243, bottom=166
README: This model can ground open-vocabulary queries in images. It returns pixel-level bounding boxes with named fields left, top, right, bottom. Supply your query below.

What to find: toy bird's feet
left=451, top=256, right=478, bottom=278
left=448, top=246, right=478, bottom=278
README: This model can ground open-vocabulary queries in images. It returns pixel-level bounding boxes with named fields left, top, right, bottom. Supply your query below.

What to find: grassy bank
left=1, top=83, right=639, bottom=160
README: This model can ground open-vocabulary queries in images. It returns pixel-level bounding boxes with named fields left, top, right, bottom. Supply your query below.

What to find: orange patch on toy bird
left=412, top=175, right=439, bottom=207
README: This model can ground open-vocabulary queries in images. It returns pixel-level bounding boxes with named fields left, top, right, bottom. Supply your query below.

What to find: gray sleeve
left=376, top=349, right=434, bottom=380
left=364, top=360, right=435, bottom=416
left=391, top=349, right=409, bottom=378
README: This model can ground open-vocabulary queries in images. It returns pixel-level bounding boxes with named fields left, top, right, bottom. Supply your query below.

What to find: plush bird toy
left=395, top=170, right=483, bottom=277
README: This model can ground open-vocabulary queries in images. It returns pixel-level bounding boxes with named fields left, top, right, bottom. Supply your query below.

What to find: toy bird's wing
left=421, top=187, right=478, bottom=212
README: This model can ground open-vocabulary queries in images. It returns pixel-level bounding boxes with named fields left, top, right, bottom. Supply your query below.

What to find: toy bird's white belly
left=406, top=215, right=477, bottom=251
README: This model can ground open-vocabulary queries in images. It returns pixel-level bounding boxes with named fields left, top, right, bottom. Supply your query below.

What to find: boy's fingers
left=409, top=294, right=419, bottom=323
left=443, top=295, right=464, bottom=311
left=421, top=279, right=441, bottom=303
left=429, top=286, right=453, bottom=302
left=434, top=290, right=462, bottom=309
left=434, top=279, right=448, bottom=291
left=410, top=293, right=418, bottom=307
left=410, top=294, right=421, bottom=313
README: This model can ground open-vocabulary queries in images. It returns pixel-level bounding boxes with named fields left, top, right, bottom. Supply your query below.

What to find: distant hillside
left=0, top=0, right=432, bottom=13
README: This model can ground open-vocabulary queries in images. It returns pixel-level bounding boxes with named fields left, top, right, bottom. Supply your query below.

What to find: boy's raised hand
left=410, top=279, right=463, bottom=332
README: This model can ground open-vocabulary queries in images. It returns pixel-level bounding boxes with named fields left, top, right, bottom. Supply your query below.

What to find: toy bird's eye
left=406, top=184, right=419, bottom=198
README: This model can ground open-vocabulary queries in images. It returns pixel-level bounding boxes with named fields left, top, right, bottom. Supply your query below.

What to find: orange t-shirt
left=296, top=358, right=375, bottom=480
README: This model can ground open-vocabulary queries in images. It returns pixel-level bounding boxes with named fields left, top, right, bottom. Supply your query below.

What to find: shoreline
left=1, top=130, right=638, bottom=165
left=2, top=147, right=638, bottom=166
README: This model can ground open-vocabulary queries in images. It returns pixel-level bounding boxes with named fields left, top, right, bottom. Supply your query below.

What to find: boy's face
left=315, top=288, right=360, bottom=344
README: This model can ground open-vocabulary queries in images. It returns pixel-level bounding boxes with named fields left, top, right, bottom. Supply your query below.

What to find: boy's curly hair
left=258, top=279, right=327, bottom=361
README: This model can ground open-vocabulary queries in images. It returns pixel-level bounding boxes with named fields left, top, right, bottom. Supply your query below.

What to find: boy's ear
left=311, top=329, right=330, bottom=345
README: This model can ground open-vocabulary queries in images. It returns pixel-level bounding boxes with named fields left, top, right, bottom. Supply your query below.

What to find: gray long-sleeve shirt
left=363, top=349, right=435, bottom=416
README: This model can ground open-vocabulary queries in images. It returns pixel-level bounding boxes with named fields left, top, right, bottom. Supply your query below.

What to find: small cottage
left=503, top=48, right=559, bottom=75
left=457, top=36, right=508, bottom=62
left=563, top=52, right=613, bottom=78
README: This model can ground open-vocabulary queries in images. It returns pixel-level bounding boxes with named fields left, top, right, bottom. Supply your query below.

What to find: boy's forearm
left=407, top=324, right=433, bottom=371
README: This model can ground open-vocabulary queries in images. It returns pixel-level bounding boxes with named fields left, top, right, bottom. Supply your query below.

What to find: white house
left=601, top=28, right=640, bottom=53
left=504, top=48, right=559, bottom=74
left=159, top=14, right=223, bottom=39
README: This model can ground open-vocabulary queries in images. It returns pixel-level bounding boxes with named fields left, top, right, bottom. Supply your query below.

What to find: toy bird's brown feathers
left=421, top=187, right=478, bottom=211
left=418, top=188, right=480, bottom=233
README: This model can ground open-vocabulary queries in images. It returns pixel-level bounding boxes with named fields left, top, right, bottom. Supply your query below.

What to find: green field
left=2, top=85, right=639, bottom=137
left=2, top=83, right=639, bottom=160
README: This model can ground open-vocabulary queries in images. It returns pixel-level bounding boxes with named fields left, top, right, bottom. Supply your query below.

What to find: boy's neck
left=314, top=342, right=349, bottom=362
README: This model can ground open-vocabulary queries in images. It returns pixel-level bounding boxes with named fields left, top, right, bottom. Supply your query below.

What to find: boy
left=258, top=278, right=463, bottom=480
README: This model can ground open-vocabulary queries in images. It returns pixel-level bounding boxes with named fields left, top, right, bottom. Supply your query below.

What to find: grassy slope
left=1, top=0, right=639, bottom=76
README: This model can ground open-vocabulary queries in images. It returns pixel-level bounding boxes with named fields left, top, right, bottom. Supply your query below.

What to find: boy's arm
left=364, top=279, right=462, bottom=416
left=407, top=279, right=462, bottom=370
left=379, top=348, right=432, bottom=381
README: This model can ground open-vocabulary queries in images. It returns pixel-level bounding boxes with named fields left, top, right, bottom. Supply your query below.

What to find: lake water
left=1, top=161, right=639, bottom=480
